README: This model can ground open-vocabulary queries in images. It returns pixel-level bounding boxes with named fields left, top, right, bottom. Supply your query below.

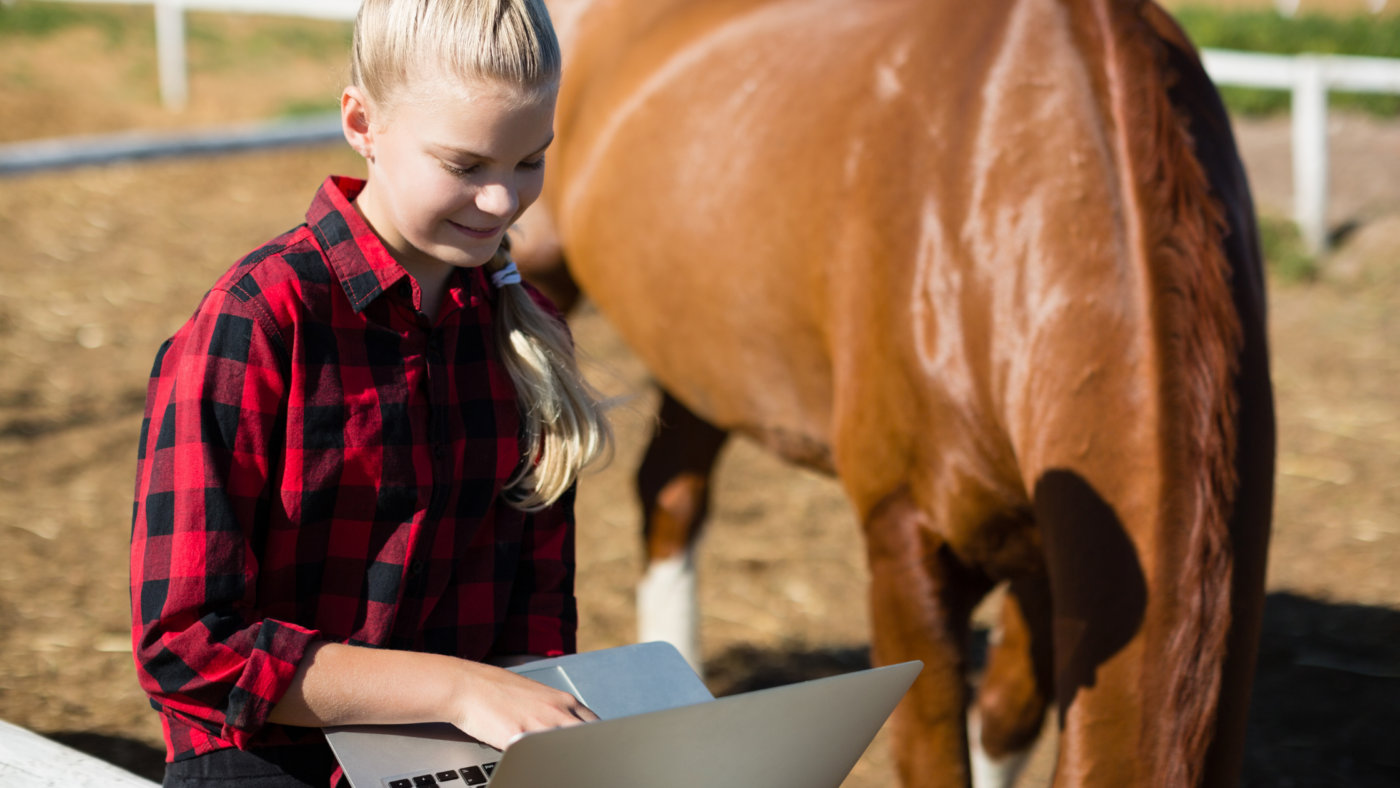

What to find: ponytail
left=487, top=240, right=612, bottom=510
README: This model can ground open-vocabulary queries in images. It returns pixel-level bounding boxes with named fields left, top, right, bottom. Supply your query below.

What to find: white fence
left=0, top=718, right=158, bottom=787
left=20, top=1, right=1400, bottom=255
left=0, top=114, right=343, bottom=174
left=1274, top=0, right=1388, bottom=16
left=1204, top=50, right=1400, bottom=253
left=42, top=0, right=362, bottom=110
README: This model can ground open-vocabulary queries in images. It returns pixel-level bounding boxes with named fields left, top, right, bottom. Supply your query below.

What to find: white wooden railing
left=39, top=0, right=362, bottom=110
left=1204, top=50, right=1400, bottom=252
left=0, top=719, right=159, bottom=787
left=1274, top=0, right=1388, bottom=17
left=14, top=1, right=1400, bottom=255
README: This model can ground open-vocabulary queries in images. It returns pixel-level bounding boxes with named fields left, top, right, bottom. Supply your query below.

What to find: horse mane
left=1087, top=1, right=1243, bottom=784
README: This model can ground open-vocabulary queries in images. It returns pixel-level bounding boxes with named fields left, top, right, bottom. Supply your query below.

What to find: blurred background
left=0, top=0, right=1397, bottom=786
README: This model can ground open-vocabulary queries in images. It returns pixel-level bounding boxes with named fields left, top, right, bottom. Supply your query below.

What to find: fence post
left=1292, top=55, right=1329, bottom=255
left=155, top=2, right=187, bottom=110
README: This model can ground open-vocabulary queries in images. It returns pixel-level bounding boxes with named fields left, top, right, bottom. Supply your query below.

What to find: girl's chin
left=429, top=239, right=499, bottom=268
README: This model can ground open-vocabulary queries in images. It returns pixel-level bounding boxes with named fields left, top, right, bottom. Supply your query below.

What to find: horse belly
left=551, top=0, right=900, bottom=449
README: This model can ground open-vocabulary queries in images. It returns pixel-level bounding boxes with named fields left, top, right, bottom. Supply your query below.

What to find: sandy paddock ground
left=1, top=13, right=1399, bottom=788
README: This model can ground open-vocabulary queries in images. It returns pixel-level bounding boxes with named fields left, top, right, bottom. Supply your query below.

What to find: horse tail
left=1090, top=2, right=1244, bottom=784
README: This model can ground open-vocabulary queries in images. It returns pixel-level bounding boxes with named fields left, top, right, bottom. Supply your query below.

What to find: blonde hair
left=351, top=0, right=561, bottom=102
left=351, top=0, right=611, bottom=510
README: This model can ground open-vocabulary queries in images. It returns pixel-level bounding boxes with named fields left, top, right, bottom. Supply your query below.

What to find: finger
left=475, top=728, right=514, bottom=751
left=571, top=702, right=599, bottom=722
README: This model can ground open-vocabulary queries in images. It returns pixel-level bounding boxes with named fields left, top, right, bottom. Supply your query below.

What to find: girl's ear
left=341, top=87, right=376, bottom=162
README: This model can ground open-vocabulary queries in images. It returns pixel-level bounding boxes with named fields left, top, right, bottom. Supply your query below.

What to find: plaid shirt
left=130, top=176, right=577, bottom=764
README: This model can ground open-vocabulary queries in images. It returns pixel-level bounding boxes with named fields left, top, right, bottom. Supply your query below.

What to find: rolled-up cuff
left=220, top=619, right=322, bottom=748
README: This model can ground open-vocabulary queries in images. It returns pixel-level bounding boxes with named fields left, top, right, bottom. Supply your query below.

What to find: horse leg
left=635, top=391, right=728, bottom=672
left=865, top=488, right=993, bottom=788
left=968, top=576, right=1054, bottom=788
left=510, top=202, right=582, bottom=314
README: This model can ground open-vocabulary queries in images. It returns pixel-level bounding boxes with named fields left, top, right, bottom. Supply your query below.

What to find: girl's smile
left=448, top=219, right=506, bottom=239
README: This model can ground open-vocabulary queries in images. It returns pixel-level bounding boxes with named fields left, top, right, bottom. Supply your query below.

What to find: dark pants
left=163, top=744, right=342, bottom=788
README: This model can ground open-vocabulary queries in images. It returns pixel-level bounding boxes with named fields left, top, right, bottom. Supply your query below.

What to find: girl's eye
left=519, top=157, right=546, bottom=171
left=441, top=161, right=479, bottom=177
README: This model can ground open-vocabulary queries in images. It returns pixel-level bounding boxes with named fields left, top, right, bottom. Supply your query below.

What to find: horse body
left=523, top=0, right=1274, bottom=785
left=552, top=0, right=1169, bottom=518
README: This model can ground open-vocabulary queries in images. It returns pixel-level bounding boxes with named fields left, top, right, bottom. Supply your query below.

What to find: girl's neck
left=399, top=255, right=454, bottom=325
left=351, top=189, right=455, bottom=324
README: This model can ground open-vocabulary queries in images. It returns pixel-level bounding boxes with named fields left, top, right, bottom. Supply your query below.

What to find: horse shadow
left=702, top=591, right=1400, bottom=788
left=46, top=592, right=1399, bottom=786
left=1241, top=592, right=1400, bottom=788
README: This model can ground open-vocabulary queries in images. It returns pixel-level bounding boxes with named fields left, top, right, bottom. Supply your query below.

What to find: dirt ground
left=1, top=12, right=1398, bottom=788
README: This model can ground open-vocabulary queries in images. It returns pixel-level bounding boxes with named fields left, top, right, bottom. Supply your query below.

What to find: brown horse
left=515, top=0, right=1275, bottom=785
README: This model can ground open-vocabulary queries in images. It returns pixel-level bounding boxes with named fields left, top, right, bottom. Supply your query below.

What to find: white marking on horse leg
left=636, top=551, right=702, bottom=675
left=968, top=708, right=1032, bottom=788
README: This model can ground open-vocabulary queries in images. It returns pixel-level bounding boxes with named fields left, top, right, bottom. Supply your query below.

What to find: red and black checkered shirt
left=130, top=176, right=577, bottom=763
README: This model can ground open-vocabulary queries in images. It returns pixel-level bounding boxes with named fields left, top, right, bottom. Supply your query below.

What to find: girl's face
left=343, top=75, right=557, bottom=272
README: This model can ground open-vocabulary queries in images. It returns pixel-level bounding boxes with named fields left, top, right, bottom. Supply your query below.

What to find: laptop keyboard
left=384, top=762, right=497, bottom=788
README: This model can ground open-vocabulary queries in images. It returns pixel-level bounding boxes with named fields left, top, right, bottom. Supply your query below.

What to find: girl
left=129, top=1, right=611, bottom=785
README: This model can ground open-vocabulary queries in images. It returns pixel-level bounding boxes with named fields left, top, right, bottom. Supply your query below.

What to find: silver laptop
left=325, top=642, right=921, bottom=788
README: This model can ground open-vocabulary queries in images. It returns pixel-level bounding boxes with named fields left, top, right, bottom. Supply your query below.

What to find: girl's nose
left=476, top=182, right=518, bottom=219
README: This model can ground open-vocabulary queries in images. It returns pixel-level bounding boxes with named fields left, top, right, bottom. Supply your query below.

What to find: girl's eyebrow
left=434, top=133, right=555, bottom=162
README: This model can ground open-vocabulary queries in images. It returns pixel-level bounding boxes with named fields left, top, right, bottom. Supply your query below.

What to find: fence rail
left=46, top=0, right=358, bottom=18
left=0, top=718, right=158, bottom=787
left=1204, top=49, right=1400, bottom=253
left=19, top=2, right=1400, bottom=254
left=0, top=114, right=343, bottom=174
left=51, top=0, right=362, bottom=109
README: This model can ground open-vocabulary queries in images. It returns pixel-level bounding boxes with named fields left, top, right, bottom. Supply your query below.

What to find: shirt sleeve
left=489, top=484, right=578, bottom=658
left=129, top=287, right=321, bottom=750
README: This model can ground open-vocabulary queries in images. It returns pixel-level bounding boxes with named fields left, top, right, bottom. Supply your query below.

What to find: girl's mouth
left=447, top=219, right=502, bottom=240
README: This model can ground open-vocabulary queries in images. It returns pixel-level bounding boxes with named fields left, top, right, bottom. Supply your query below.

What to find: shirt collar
left=303, top=176, right=414, bottom=314
left=305, top=176, right=489, bottom=317
left=304, top=175, right=407, bottom=313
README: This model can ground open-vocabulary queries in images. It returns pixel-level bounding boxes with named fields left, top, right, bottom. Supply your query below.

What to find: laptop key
left=459, top=766, right=489, bottom=785
left=412, top=776, right=438, bottom=787
left=481, top=763, right=496, bottom=776
left=389, top=781, right=413, bottom=788
left=435, top=771, right=460, bottom=782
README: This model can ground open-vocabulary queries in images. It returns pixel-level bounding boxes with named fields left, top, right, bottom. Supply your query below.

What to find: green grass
left=0, top=1, right=352, bottom=122
left=1258, top=215, right=1319, bottom=282
left=0, top=1, right=146, bottom=44
left=1174, top=6, right=1400, bottom=116
left=0, top=2, right=351, bottom=69
left=245, top=19, right=352, bottom=61
left=184, top=13, right=351, bottom=72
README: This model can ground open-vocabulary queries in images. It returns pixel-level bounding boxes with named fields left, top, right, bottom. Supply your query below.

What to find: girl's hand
left=452, top=662, right=598, bottom=750
left=268, top=644, right=598, bottom=742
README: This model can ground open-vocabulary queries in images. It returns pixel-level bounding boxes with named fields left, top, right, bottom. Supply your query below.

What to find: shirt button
left=433, top=443, right=447, bottom=459
left=397, top=281, right=411, bottom=299
left=409, top=559, right=426, bottom=577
